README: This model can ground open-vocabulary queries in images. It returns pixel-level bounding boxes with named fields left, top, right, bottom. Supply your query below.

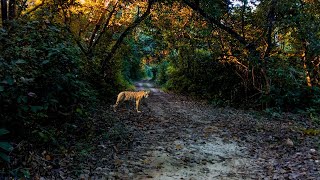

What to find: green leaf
left=21, top=169, right=30, bottom=178
left=50, top=99, right=59, bottom=103
left=17, top=96, right=28, bottom=103
left=4, top=76, right=14, bottom=85
left=116, top=10, right=122, bottom=19
left=0, top=152, right=10, bottom=162
left=15, top=59, right=26, bottom=64
left=0, top=86, right=4, bottom=92
left=76, top=108, right=83, bottom=115
left=38, top=132, right=48, bottom=142
left=20, top=105, right=29, bottom=112
left=30, top=106, right=43, bottom=113
left=48, top=25, right=61, bottom=32
left=42, top=60, right=50, bottom=65
left=0, top=142, right=13, bottom=151
left=38, top=132, right=45, bottom=138
left=0, top=129, right=9, bottom=136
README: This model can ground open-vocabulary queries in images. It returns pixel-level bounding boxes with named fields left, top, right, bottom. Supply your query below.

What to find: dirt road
left=16, top=81, right=319, bottom=179
left=60, top=80, right=319, bottom=179
left=114, top=80, right=258, bottom=179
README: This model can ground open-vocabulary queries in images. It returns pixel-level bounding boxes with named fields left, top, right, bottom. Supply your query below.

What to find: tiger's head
left=144, top=90, right=150, bottom=98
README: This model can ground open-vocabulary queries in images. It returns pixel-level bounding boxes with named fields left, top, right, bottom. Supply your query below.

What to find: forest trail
left=20, top=80, right=318, bottom=179
left=112, top=80, right=258, bottom=179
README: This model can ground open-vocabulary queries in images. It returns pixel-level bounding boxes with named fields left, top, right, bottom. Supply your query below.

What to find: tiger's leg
left=113, top=93, right=123, bottom=112
left=113, top=100, right=119, bottom=112
left=136, top=100, right=141, bottom=113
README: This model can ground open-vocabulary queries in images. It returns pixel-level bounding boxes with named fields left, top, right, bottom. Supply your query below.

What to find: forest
left=0, top=0, right=319, bottom=179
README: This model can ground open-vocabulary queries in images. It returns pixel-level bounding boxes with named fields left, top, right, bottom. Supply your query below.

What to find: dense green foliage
left=0, top=20, right=97, bottom=136
left=265, top=57, right=320, bottom=112
left=120, top=36, right=148, bottom=82
left=149, top=0, right=320, bottom=114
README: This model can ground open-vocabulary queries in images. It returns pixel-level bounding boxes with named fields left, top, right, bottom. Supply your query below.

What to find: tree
left=1, top=0, right=8, bottom=26
left=1, top=0, right=16, bottom=27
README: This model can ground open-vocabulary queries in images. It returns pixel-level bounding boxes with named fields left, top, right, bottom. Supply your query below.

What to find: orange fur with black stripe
left=113, top=91, right=150, bottom=113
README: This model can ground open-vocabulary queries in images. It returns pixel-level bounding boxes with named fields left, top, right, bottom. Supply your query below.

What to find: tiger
left=113, top=90, right=150, bottom=113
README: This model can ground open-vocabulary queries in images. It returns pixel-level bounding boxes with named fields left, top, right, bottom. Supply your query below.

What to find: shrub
left=155, top=61, right=169, bottom=85
left=265, top=57, right=320, bottom=112
left=0, top=129, right=13, bottom=163
left=0, top=20, right=97, bottom=136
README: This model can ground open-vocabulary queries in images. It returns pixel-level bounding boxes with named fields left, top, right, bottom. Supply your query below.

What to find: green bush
left=155, top=61, right=169, bottom=85
left=144, top=65, right=153, bottom=79
left=122, top=57, right=145, bottom=81
left=0, top=129, right=13, bottom=163
left=157, top=48, right=245, bottom=104
left=265, top=57, right=320, bottom=112
left=0, top=20, right=97, bottom=135
left=116, top=36, right=148, bottom=83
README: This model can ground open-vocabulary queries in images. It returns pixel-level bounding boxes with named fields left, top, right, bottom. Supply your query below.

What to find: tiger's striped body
left=113, top=91, right=150, bottom=113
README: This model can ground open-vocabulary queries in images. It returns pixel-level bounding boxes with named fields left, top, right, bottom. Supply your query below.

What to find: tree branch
left=88, top=0, right=113, bottom=49
left=183, top=0, right=260, bottom=60
left=17, top=0, right=28, bottom=17
left=66, top=27, right=88, bottom=55
left=21, top=1, right=45, bottom=17
left=101, top=0, right=154, bottom=73
left=183, top=0, right=247, bottom=45
left=263, top=0, right=277, bottom=59
left=91, top=1, right=118, bottom=50
left=241, top=0, right=246, bottom=39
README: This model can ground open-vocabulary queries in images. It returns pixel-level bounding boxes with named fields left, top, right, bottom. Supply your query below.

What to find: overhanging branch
left=182, top=0, right=260, bottom=60
left=101, top=0, right=154, bottom=73
left=183, top=0, right=247, bottom=45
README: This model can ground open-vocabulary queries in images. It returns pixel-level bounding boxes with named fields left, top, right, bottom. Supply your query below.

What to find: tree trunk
left=1, top=0, right=8, bottom=26
left=263, top=0, right=276, bottom=59
left=8, top=0, right=15, bottom=20
left=90, top=1, right=118, bottom=50
left=21, top=0, right=44, bottom=17
left=88, top=13, right=105, bottom=48
left=302, top=51, right=312, bottom=87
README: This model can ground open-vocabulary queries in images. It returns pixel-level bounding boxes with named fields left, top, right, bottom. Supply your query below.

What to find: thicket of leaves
left=120, top=36, right=148, bottom=82
left=157, top=49, right=320, bottom=112
left=264, top=56, right=320, bottom=112
left=156, top=47, right=254, bottom=106
left=149, top=0, right=320, bottom=114
left=0, top=20, right=97, bottom=137
left=0, top=0, right=153, bottom=145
